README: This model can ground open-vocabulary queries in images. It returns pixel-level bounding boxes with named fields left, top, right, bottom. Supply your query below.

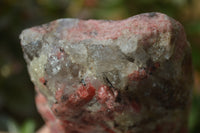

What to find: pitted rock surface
left=20, top=12, right=193, bottom=133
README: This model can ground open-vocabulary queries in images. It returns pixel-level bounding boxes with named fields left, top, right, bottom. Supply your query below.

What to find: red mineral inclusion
left=128, top=69, right=147, bottom=81
left=69, top=84, right=96, bottom=105
left=97, top=85, right=117, bottom=109
left=52, top=83, right=96, bottom=116
left=39, top=77, right=47, bottom=85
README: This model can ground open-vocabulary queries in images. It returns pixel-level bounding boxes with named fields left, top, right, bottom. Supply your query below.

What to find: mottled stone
left=20, top=12, right=193, bottom=133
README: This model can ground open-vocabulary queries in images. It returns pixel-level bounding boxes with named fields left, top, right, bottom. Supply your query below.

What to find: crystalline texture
left=20, top=12, right=193, bottom=133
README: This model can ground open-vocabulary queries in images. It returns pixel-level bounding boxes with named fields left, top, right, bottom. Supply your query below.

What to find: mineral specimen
left=20, top=12, right=193, bottom=133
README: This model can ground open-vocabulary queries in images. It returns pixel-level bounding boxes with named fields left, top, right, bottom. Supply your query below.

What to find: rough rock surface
left=20, top=12, right=193, bottom=133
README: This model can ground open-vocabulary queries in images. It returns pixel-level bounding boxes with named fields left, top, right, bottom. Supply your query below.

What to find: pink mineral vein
left=20, top=12, right=193, bottom=133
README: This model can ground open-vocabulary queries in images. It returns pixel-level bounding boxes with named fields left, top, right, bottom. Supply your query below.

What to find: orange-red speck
left=128, top=70, right=147, bottom=81
left=39, top=77, right=46, bottom=84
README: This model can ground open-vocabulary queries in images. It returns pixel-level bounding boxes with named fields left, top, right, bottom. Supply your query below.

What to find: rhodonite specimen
left=20, top=12, right=193, bottom=133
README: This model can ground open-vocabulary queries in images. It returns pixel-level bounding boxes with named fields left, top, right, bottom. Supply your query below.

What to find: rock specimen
left=20, top=12, right=193, bottom=133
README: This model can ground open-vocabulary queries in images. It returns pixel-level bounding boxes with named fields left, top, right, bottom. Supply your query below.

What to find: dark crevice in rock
left=23, top=40, right=42, bottom=61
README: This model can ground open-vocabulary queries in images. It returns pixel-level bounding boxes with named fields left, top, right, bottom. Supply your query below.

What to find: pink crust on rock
left=28, top=13, right=185, bottom=43
left=66, top=13, right=173, bottom=41
left=31, top=21, right=57, bottom=34
left=35, top=90, right=65, bottom=133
